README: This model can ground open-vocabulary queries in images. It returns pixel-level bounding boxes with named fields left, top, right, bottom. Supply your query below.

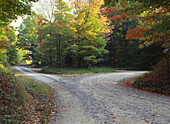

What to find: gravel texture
left=15, top=66, right=170, bottom=124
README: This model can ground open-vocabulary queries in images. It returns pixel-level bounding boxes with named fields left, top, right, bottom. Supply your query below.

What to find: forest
left=0, top=0, right=169, bottom=123
left=1, top=0, right=169, bottom=69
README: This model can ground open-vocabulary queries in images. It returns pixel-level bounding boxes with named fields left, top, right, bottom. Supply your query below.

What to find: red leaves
left=144, top=120, right=149, bottom=123
left=112, top=117, right=116, bottom=119
left=39, top=34, right=43, bottom=45
left=103, top=7, right=117, bottom=15
left=126, top=27, right=149, bottom=40
left=146, top=20, right=151, bottom=24
left=125, top=5, right=127, bottom=8
left=22, top=87, right=56, bottom=123
left=102, top=5, right=133, bottom=26
left=133, top=15, right=136, bottom=19
left=39, top=39, right=43, bottom=45
left=38, top=21, right=42, bottom=26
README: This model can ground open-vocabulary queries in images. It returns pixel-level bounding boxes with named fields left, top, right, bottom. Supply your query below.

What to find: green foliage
left=5, top=26, right=20, bottom=65
left=0, top=25, right=21, bottom=71
left=65, top=1, right=109, bottom=68
left=40, top=67, right=116, bottom=75
left=0, top=0, right=38, bottom=22
left=0, top=71, right=28, bottom=123
left=18, top=15, right=39, bottom=48
left=18, top=14, right=40, bottom=65
left=20, top=0, right=109, bottom=68
left=101, top=7, right=163, bottom=69
left=38, top=0, right=74, bottom=67
left=103, top=0, right=169, bottom=8
left=103, top=0, right=119, bottom=7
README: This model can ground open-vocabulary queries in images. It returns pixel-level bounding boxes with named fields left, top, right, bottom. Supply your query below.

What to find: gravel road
left=14, top=66, right=170, bottom=124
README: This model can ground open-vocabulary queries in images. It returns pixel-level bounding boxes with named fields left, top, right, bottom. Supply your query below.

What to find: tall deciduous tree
left=67, top=0, right=110, bottom=67
left=36, top=0, right=74, bottom=67
left=32, top=0, right=58, bottom=67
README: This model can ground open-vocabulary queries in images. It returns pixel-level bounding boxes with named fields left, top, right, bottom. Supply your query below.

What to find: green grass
left=40, top=67, right=116, bottom=75
left=20, top=76, right=51, bottom=97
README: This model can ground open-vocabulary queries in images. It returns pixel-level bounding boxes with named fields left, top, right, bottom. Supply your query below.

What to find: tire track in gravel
left=15, top=66, right=170, bottom=124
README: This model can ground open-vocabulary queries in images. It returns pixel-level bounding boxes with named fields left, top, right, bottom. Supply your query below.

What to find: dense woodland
left=16, top=0, right=166, bottom=70
left=0, top=0, right=169, bottom=123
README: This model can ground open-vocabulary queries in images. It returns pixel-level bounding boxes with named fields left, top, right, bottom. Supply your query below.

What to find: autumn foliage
left=102, top=4, right=129, bottom=24
left=126, top=27, right=149, bottom=40
left=132, top=58, right=170, bottom=95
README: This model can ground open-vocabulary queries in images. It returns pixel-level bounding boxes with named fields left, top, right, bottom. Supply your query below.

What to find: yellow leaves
left=70, top=27, right=77, bottom=32
left=65, top=23, right=70, bottom=28
left=139, top=44, right=144, bottom=49
left=0, top=49, right=6, bottom=53
left=85, top=30, right=96, bottom=38
left=144, top=41, right=154, bottom=47
left=140, top=10, right=148, bottom=17
left=138, top=20, right=144, bottom=25
left=138, top=30, right=170, bottom=48
left=26, top=60, right=32, bottom=64
left=0, top=64, right=4, bottom=69
left=151, top=21, right=156, bottom=25
left=77, top=19, right=84, bottom=26
left=0, top=63, right=7, bottom=72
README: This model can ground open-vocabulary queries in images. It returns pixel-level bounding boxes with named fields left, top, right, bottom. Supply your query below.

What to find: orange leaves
left=102, top=7, right=117, bottom=15
left=133, top=15, right=136, bottom=19
left=119, top=19, right=124, bottom=24
left=126, top=27, right=149, bottom=40
left=108, top=14, right=127, bottom=22
left=54, top=22, right=63, bottom=29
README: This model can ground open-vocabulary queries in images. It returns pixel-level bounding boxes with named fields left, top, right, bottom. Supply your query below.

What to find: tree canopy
left=0, top=0, right=38, bottom=22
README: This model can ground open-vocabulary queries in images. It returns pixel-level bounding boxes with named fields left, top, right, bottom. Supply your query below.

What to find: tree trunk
left=49, top=32, right=52, bottom=67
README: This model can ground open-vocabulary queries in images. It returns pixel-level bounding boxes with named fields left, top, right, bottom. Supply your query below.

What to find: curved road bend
left=14, top=66, right=170, bottom=124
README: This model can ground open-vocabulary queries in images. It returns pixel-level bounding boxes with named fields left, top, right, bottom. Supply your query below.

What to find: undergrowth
left=0, top=71, right=27, bottom=123
left=0, top=71, right=55, bottom=123
left=132, top=58, right=170, bottom=96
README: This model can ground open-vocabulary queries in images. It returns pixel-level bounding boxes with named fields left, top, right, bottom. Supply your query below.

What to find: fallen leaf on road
left=144, top=120, right=149, bottom=123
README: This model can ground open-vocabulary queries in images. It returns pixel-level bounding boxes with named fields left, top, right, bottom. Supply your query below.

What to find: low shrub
left=0, top=71, right=28, bottom=123
left=0, top=70, right=55, bottom=123
left=132, top=58, right=170, bottom=95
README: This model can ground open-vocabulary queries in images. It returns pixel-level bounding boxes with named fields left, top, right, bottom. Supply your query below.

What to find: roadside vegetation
left=40, top=67, right=116, bottom=75
left=131, top=58, right=170, bottom=96
left=0, top=70, right=55, bottom=123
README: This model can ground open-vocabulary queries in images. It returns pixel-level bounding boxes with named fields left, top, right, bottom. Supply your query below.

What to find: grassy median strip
left=40, top=67, right=116, bottom=75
